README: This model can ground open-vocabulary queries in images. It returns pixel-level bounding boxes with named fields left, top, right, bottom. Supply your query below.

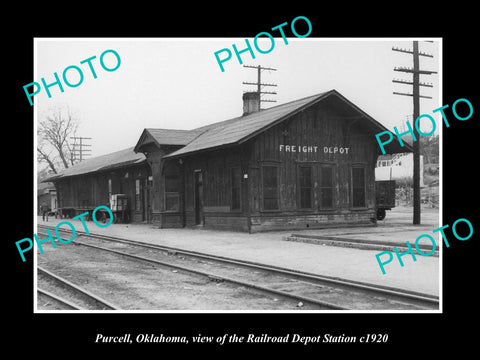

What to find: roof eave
left=382, top=142, right=414, bottom=154
left=134, top=129, right=160, bottom=153
left=164, top=142, right=238, bottom=160
left=41, top=175, right=61, bottom=183
left=44, top=157, right=147, bottom=183
left=161, top=90, right=414, bottom=158
left=326, top=91, right=415, bottom=154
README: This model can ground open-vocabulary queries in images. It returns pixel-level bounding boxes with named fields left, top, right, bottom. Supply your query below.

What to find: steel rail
left=37, top=265, right=120, bottom=310
left=38, top=224, right=440, bottom=309
left=72, top=240, right=347, bottom=310
left=37, top=288, right=82, bottom=310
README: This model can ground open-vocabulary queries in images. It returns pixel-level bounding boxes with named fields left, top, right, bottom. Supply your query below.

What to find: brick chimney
left=242, top=92, right=260, bottom=116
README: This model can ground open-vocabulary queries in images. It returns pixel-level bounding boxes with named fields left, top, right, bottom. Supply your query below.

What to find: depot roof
left=44, top=147, right=146, bottom=182
left=45, top=90, right=410, bottom=183
left=134, top=128, right=205, bottom=152
left=163, top=89, right=412, bottom=158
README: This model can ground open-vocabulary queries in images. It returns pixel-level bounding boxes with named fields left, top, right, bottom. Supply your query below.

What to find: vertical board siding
left=54, top=163, right=151, bottom=221
left=176, top=147, right=249, bottom=231
left=247, top=100, right=377, bottom=230
left=170, top=100, right=378, bottom=231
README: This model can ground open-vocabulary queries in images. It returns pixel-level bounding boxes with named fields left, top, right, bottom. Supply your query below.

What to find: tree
left=37, top=105, right=79, bottom=174
left=420, top=134, right=439, bottom=164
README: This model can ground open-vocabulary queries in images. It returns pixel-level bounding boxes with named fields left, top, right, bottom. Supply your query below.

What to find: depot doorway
left=194, top=170, right=203, bottom=225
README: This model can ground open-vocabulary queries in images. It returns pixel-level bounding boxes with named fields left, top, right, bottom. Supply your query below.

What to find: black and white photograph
left=33, top=37, right=441, bottom=312
left=7, top=8, right=479, bottom=355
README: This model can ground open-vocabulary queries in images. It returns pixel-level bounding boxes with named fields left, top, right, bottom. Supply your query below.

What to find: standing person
left=40, top=202, right=49, bottom=222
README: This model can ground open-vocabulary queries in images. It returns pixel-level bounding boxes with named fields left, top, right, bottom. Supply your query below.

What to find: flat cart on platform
left=55, top=194, right=130, bottom=224
left=106, top=194, right=130, bottom=224
left=56, top=206, right=94, bottom=219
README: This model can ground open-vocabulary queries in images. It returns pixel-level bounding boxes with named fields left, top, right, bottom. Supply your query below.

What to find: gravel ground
left=36, top=240, right=321, bottom=311
left=36, top=205, right=440, bottom=297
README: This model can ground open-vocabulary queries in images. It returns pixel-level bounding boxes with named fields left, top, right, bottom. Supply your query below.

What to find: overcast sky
left=35, top=38, right=440, bottom=159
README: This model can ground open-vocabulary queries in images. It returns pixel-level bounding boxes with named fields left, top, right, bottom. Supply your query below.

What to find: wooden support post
left=412, top=41, right=421, bottom=225
left=393, top=41, right=437, bottom=225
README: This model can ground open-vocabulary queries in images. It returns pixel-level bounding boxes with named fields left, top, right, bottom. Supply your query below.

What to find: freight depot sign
left=279, top=144, right=351, bottom=154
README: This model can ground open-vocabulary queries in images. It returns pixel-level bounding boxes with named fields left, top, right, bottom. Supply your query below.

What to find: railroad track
left=37, top=224, right=440, bottom=311
left=37, top=265, right=119, bottom=310
left=37, top=288, right=82, bottom=310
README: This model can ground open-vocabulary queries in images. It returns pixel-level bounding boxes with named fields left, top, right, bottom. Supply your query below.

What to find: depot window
left=108, top=178, right=112, bottom=200
left=320, top=166, right=334, bottom=209
left=135, top=179, right=141, bottom=211
left=351, top=166, right=366, bottom=208
left=262, top=165, right=279, bottom=210
left=230, top=167, right=241, bottom=210
left=298, top=166, right=312, bottom=209
left=165, top=173, right=180, bottom=212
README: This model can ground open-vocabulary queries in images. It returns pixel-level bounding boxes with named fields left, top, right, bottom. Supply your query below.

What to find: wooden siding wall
left=136, top=143, right=188, bottom=228
left=181, top=148, right=249, bottom=231
left=142, top=143, right=164, bottom=227
left=55, top=163, right=151, bottom=222
left=158, top=100, right=381, bottom=232
left=160, top=159, right=184, bottom=228
left=246, top=101, right=377, bottom=231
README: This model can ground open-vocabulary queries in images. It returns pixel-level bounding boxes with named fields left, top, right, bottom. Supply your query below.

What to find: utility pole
left=392, top=41, right=437, bottom=225
left=243, top=65, right=277, bottom=108
left=70, top=136, right=92, bottom=163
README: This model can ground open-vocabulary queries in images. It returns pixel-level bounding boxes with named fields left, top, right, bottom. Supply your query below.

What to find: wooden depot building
left=44, top=147, right=152, bottom=223
left=134, top=89, right=409, bottom=232
left=47, top=89, right=410, bottom=232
